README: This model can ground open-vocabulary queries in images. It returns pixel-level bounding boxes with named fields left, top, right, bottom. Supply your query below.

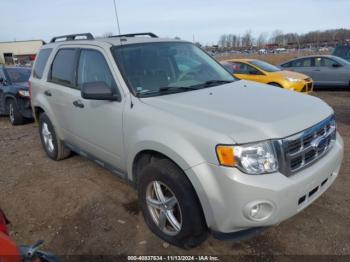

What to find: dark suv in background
left=332, top=45, right=350, bottom=62
left=0, top=66, right=33, bottom=125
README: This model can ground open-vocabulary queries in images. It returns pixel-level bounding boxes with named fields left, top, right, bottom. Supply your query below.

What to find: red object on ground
left=0, top=210, right=21, bottom=262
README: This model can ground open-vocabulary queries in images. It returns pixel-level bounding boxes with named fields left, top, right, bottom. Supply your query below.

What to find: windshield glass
left=112, top=42, right=235, bottom=97
left=249, top=60, right=281, bottom=72
left=5, top=68, right=31, bottom=83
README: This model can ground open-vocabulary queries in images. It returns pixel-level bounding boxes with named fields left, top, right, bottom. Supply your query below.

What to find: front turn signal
left=216, top=145, right=235, bottom=167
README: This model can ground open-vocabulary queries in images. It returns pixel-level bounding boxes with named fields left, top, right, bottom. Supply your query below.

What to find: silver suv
left=30, top=33, right=344, bottom=248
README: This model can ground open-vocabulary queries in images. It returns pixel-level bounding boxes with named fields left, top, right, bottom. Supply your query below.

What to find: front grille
left=279, top=115, right=336, bottom=176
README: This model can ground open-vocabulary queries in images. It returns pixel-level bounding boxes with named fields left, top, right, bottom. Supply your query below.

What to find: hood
left=12, top=82, right=29, bottom=89
left=270, top=70, right=308, bottom=79
left=140, top=80, right=333, bottom=144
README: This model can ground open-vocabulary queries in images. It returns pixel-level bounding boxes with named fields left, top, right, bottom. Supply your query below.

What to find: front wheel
left=138, top=159, right=208, bottom=249
left=8, top=99, right=24, bottom=125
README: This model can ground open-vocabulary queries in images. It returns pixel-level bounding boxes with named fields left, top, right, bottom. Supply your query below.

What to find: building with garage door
left=0, top=40, right=45, bottom=66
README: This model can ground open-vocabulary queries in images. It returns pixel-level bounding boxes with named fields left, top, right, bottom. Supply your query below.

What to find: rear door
left=288, top=58, right=315, bottom=79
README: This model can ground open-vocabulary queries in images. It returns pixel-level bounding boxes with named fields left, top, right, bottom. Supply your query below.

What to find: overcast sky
left=2, top=0, right=349, bottom=44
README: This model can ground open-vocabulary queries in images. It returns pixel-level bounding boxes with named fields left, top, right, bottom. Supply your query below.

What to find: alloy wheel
left=146, top=181, right=182, bottom=236
left=41, top=122, right=54, bottom=152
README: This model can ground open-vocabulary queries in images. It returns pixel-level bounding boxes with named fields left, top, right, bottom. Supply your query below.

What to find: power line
left=113, top=0, right=121, bottom=35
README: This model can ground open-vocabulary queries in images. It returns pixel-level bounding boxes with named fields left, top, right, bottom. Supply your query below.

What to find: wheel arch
left=130, top=145, right=213, bottom=228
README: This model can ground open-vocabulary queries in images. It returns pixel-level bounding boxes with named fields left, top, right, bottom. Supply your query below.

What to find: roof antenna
left=113, top=0, right=121, bottom=35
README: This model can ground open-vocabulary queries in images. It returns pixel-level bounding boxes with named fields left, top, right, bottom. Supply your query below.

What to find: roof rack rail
left=50, top=33, right=94, bottom=43
left=109, top=32, right=158, bottom=38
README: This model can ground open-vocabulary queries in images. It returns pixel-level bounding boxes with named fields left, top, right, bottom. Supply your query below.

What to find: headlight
left=285, top=77, right=301, bottom=83
left=18, top=90, right=30, bottom=97
left=216, top=141, right=278, bottom=175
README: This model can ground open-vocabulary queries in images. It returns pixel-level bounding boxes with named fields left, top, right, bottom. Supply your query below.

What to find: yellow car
left=220, top=59, right=313, bottom=93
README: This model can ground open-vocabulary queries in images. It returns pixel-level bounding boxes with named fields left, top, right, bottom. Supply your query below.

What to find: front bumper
left=186, top=133, right=343, bottom=233
left=17, top=97, right=33, bottom=119
left=284, top=80, right=314, bottom=93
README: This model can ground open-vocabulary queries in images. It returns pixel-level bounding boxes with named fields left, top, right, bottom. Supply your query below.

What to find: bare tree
left=241, top=30, right=253, bottom=47
left=256, top=32, right=268, bottom=48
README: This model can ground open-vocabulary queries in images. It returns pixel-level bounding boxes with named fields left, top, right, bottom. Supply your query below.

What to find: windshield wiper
left=158, top=86, right=198, bottom=92
left=194, top=80, right=233, bottom=88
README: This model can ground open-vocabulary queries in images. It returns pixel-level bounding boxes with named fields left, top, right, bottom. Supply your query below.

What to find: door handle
left=73, top=100, right=84, bottom=108
left=44, top=90, right=52, bottom=96
left=313, top=69, right=321, bottom=71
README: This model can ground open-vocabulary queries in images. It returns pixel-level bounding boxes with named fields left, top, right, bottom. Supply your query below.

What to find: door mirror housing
left=332, top=63, right=342, bottom=68
left=81, top=81, right=120, bottom=101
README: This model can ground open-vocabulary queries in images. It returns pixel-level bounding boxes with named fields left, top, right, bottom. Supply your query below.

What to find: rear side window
left=33, top=48, right=52, bottom=79
left=50, top=49, right=77, bottom=87
left=291, top=58, right=312, bottom=67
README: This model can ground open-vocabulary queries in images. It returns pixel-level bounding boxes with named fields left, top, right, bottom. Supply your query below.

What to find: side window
left=281, top=62, right=291, bottom=68
left=77, top=49, right=119, bottom=94
left=33, top=48, right=52, bottom=79
left=220, top=61, right=234, bottom=74
left=292, top=58, right=312, bottom=67
left=315, top=57, right=339, bottom=67
left=234, top=62, right=261, bottom=75
left=50, top=49, right=77, bottom=87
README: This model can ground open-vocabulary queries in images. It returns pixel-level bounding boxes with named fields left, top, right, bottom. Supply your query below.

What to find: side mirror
left=332, top=63, right=341, bottom=68
left=81, top=81, right=120, bottom=101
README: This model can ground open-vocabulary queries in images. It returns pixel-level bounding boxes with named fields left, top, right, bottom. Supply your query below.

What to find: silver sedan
left=279, top=55, right=350, bottom=87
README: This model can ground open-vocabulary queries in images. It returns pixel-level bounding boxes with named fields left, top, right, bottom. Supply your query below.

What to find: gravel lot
left=0, top=90, right=349, bottom=259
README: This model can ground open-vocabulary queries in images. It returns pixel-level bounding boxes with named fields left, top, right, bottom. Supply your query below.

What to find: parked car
left=30, top=32, right=343, bottom=248
left=0, top=66, right=33, bottom=125
left=221, top=59, right=313, bottom=92
left=332, top=45, right=350, bottom=62
left=279, top=55, right=350, bottom=87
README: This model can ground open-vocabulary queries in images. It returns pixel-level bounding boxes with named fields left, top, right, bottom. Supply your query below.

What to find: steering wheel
left=177, top=66, right=202, bottom=82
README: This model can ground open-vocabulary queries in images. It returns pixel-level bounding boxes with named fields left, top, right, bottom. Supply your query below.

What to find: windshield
left=112, top=42, right=235, bottom=97
left=5, top=68, right=31, bottom=83
left=249, top=60, right=281, bottom=72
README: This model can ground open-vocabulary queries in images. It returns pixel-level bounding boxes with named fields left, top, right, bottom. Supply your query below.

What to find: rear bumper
left=186, top=133, right=343, bottom=233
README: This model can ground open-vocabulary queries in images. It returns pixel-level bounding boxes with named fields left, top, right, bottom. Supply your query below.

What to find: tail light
left=0, top=209, right=9, bottom=235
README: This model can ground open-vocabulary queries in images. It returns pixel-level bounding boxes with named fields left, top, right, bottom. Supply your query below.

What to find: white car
left=30, top=32, right=344, bottom=248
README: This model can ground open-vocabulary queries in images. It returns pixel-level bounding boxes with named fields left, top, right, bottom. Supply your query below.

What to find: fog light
left=244, top=201, right=274, bottom=221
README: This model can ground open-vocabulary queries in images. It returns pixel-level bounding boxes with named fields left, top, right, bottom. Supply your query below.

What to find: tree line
left=218, top=28, right=350, bottom=49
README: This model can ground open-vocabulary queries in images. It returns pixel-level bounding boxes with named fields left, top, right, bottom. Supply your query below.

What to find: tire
left=138, top=158, right=208, bottom=249
left=8, top=99, right=24, bottom=125
left=268, top=82, right=283, bottom=88
left=39, top=113, right=71, bottom=160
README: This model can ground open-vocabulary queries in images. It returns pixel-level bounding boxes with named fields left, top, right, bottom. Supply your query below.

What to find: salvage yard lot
left=0, top=90, right=349, bottom=257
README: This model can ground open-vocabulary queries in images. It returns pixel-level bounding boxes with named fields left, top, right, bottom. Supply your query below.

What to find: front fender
left=127, top=126, right=206, bottom=180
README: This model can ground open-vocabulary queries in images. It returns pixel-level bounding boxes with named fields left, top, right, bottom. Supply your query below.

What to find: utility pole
left=113, top=0, right=121, bottom=35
